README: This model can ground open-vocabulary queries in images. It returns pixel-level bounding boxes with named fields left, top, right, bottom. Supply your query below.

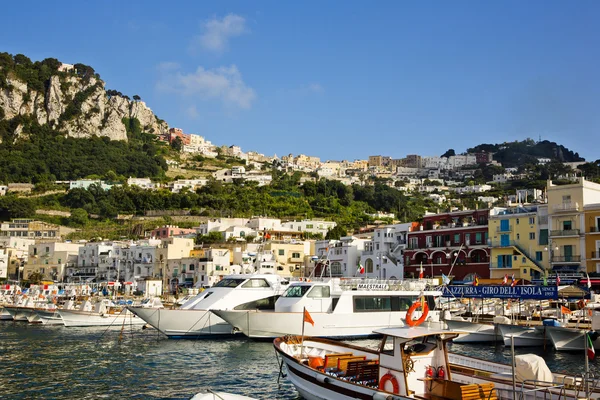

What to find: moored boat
left=127, top=274, right=290, bottom=339
left=213, top=278, right=442, bottom=339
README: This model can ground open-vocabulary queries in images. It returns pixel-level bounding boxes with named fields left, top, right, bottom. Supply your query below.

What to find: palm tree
left=27, top=271, right=45, bottom=285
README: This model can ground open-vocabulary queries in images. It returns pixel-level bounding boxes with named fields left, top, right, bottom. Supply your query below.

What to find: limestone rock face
left=0, top=71, right=168, bottom=141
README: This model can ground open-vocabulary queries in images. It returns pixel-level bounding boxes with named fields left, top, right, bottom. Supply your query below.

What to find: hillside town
left=2, top=177, right=599, bottom=294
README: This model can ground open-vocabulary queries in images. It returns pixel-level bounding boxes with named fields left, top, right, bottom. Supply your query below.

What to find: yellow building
left=488, top=205, right=547, bottom=282
left=584, top=204, right=600, bottom=273
left=547, top=178, right=600, bottom=278
left=263, top=241, right=308, bottom=277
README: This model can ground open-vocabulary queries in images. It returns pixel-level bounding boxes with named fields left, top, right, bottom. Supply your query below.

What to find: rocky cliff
left=0, top=60, right=168, bottom=141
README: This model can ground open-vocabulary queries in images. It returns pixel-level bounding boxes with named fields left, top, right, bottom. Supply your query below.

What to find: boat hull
left=3, top=306, right=35, bottom=322
left=213, top=309, right=441, bottom=339
left=127, top=307, right=234, bottom=338
left=0, top=307, right=14, bottom=320
left=545, top=326, right=600, bottom=351
left=498, top=324, right=546, bottom=347
left=59, top=309, right=146, bottom=327
left=445, top=319, right=502, bottom=343
left=35, top=309, right=64, bottom=325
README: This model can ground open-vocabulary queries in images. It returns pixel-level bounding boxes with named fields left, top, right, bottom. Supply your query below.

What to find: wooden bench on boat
left=418, top=380, right=497, bottom=400
left=322, top=352, right=353, bottom=370
left=343, top=359, right=378, bottom=379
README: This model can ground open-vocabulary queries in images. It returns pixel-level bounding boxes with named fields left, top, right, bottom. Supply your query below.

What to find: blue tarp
left=442, top=285, right=558, bottom=300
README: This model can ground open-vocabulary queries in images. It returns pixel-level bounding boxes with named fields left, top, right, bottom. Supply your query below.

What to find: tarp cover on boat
left=515, top=354, right=553, bottom=383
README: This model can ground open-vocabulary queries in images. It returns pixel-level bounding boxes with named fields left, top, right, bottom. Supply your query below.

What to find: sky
left=2, top=1, right=599, bottom=161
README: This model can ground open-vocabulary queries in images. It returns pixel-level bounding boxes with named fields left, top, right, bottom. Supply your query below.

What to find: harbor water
left=1, top=322, right=599, bottom=399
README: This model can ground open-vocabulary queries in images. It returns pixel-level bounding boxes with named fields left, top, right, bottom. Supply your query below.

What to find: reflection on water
left=0, top=323, right=300, bottom=400
left=2, top=323, right=598, bottom=399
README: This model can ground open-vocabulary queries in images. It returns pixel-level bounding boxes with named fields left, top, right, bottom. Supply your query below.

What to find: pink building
left=168, top=128, right=191, bottom=146
left=151, top=225, right=197, bottom=239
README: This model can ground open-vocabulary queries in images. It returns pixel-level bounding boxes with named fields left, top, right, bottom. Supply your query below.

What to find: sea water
left=1, top=322, right=598, bottom=399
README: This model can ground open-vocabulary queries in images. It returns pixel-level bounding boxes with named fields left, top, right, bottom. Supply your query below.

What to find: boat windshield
left=213, top=278, right=246, bottom=288
left=282, top=285, right=311, bottom=298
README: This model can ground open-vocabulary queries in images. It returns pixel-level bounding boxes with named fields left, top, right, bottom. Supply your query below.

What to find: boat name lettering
left=441, top=285, right=558, bottom=299
left=357, top=283, right=389, bottom=290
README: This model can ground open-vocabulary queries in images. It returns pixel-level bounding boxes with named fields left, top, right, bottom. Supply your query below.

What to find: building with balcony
left=195, top=248, right=233, bottom=287
left=584, top=203, right=600, bottom=274
left=150, top=225, right=197, bottom=239
left=71, top=242, right=114, bottom=282
left=547, top=178, right=600, bottom=277
left=25, top=242, right=82, bottom=282
left=312, top=236, right=369, bottom=278
left=0, top=219, right=64, bottom=241
left=359, top=223, right=411, bottom=280
left=263, top=241, right=310, bottom=277
left=404, top=209, right=490, bottom=282
left=488, top=206, right=548, bottom=283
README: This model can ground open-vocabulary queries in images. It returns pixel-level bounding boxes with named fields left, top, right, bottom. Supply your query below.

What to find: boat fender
left=405, top=301, right=429, bottom=327
left=379, top=372, right=399, bottom=394
left=316, top=374, right=329, bottom=384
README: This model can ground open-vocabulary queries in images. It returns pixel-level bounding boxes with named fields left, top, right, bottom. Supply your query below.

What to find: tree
left=133, top=95, right=141, bottom=101
left=441, top=149, right=455, bottom=158
left=171, top=137, right=183, bottom=152
left=27, top=271, right=44, bottom=285
left=325, top=225, right=348, bottom=240
left=70, top=208, right=89, bottom=226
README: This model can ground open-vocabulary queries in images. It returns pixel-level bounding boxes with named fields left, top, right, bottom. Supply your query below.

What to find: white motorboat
left=34, top=299, right=79, bottom=325
left=127, top=274, right=290, bottom=339
left=59, top=299, right=146, bottom=327
left=498, top=323, right=547, bottom=347
left=445, top=317, right=505, bottom=343
left=545, top=325, right=600, bottom=351
left=213, top=278, right=443, bottom=339
left=274, top=326, right=499, bottom=400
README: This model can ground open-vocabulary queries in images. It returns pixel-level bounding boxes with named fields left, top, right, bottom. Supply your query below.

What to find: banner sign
left=442, top=285, right=558, bottom=300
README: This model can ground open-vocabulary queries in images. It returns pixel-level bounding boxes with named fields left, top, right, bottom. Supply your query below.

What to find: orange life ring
left=578, top=299, right=587, bottom=309
left=379, top=372, right=399, bottom=394
left=406, top=301, right=429, bottom=327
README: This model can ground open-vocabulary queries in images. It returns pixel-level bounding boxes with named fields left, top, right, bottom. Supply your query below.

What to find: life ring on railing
left=406, top=301, right=429, bottom=327
left=578, top=299, right=587, bottom=309
left=379, top=372, right=399, bottom=394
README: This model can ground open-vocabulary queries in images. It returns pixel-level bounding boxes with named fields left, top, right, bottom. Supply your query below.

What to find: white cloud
left=190, top=14, right=248, bottom=53
left=306, top=83, right=324, bottom=94
left=186, top=105, right=199, bottom=119
left=156, top=64, right=256, bottom=109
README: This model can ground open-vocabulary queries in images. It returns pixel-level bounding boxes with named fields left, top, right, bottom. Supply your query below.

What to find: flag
left=511, top=278, right=518, bottom=287
left=419, top=263, right=424, bottom=279
left=561, top=305, right=572, bottom=314
left=473, top=276, right=479, bottom=286
left=557, top=275, right=561, bottom=286
left=357, top=263, right=364, bottom=274
left=502, top=274, right=508, bottom=285
left=588, top=332, right=595, bottom=360
left=587, top=273, right=592, bottom=289
left=441, top=274, right=450, bottom=285
left=303, top=308, right=314, bottom=326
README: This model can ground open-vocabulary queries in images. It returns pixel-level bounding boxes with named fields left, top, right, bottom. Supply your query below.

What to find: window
left=529, top=232, right=535, bottom=240
left=278, top=249, right=285, bottom=256
left=536, top=251, right=543, bottom=261
left=475, top=233, right=482, bottom=244
left=366, top=258, right=374, bottom=273
left=292, top=252, right=300, bottom=259
left=516, top=219, right=520, bottom=225
left=529, top=217, right=535, bottom=225
left=242, top=278, right=270, bottom=288
left=45, top=246, right=49, bottom=253
left=213, top=278, right=245, bottom=288
left=189, top=264, right=195, bottom=271
left=562, top=195, right=571, bottom=203
left=516, top=233, right=520, bottom=240
left=454, top=234, right=460, bottom=244
left=282, top=285, right=311, bottom=298
left=307, top=285, right=330, bottom=298
left=563, top=221, right=572, bottom=231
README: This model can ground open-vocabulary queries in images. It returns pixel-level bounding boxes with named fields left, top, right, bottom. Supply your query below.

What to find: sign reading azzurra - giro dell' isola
left=442, top=285, right=558, bottom=300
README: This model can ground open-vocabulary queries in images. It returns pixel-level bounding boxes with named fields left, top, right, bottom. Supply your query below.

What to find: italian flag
left=588, top=332, right=595, bottom=360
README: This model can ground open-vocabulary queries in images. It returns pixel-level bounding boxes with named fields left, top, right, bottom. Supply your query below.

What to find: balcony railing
left=550, top=229, right=580, bottom=237
left=551, top=255, right=581, bottom=263
left=496, top=226, right=512, bottom=233
left=592, top=251, right=600, bottom=259
left=490, top=263, right=514, bottom=269
left=590, top=226, right=599, bottom=233
left=552, top=202, right=579, bottom=212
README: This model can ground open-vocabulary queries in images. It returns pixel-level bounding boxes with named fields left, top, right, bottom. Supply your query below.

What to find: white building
left=168, top=179, right=208, bottom=193
left=0, top=249, right=8, bottom=278
left=195, top=248, right=232, bottom=287
left=360, top=223, right=411, bottom=280
left=27, top=242, right=82, bottom=282
left=0, top=185, right=7, bottom=196
left=279, top=220, right=337, bottom=237
left=127, top=177, right=159, bottom=190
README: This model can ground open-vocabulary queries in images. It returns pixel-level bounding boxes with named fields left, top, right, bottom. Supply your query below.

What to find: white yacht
left=127, top=274, right=290, bottom=339
left=212, top=278, right=442, bottom=339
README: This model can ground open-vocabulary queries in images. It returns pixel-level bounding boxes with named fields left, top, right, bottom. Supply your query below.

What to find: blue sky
left=2, top=1, right=599, bottom=161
